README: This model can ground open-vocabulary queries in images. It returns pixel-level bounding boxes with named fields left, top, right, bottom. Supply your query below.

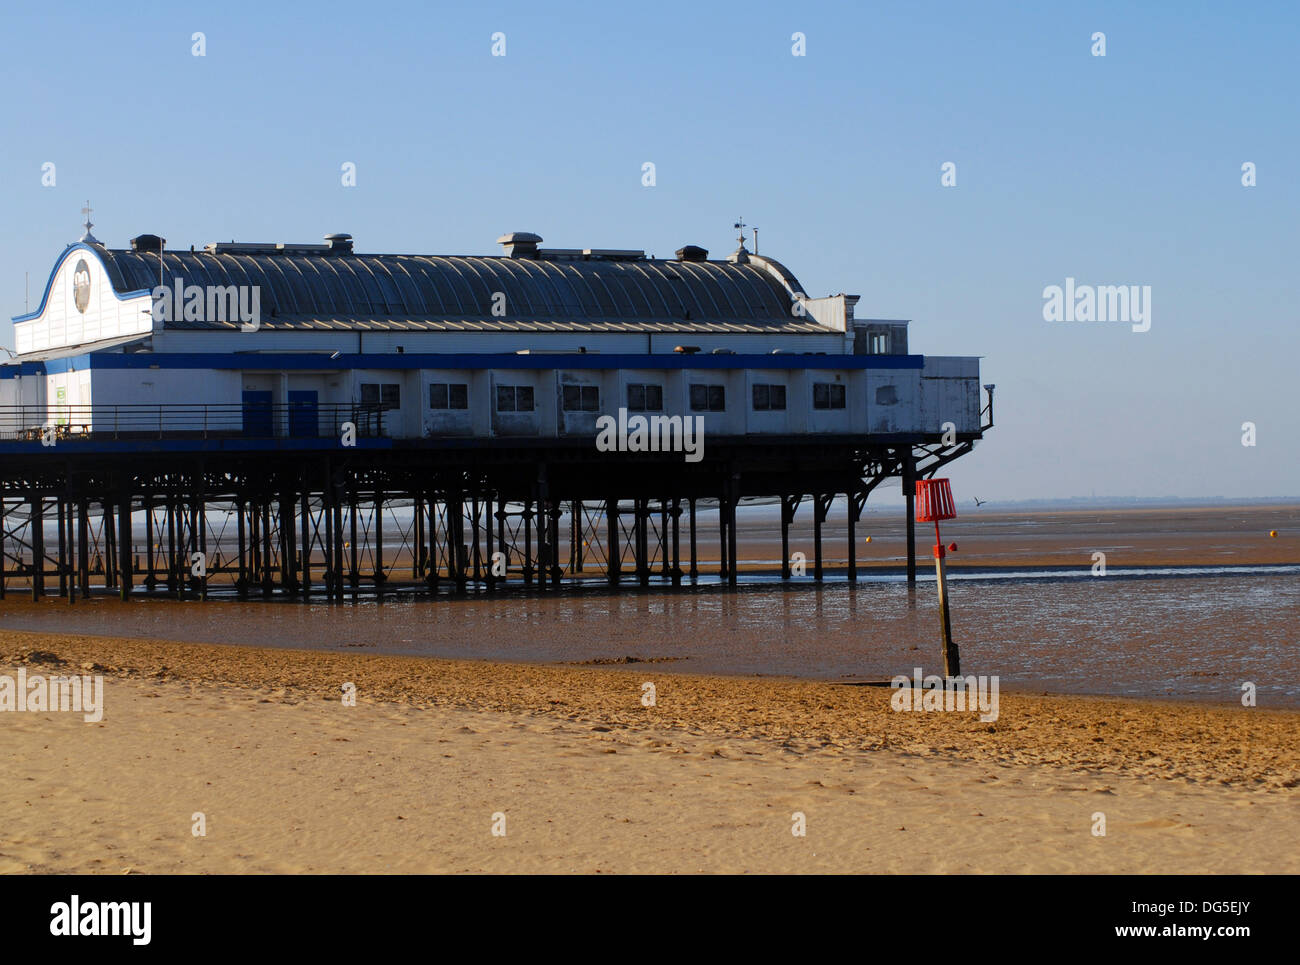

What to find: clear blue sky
left=2, top=1, right=1297, bottom=501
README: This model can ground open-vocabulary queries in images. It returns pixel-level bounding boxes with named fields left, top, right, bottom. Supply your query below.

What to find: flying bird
left=972, top=496, right=987, bottom=507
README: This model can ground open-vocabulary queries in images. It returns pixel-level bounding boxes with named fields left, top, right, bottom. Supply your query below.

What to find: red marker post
left=915, top=478, right=961, bottom=678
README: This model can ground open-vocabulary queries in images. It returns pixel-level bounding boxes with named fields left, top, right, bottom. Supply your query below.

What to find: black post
left=688, top=497, right=698, bottom=579
left=606, top=498, right=620, bottom=586
left=847, top=492, right=858, bottom=583
left=813, top=493, right=824, bottom=582
left=30, top=493, right=44, bottom=600
left=781, top=495, right=793, bottom=580
left=727, top=481, right=739, bottom=587
left=117, top=494, right=133, bottom=600
left=904, top=452, right=917, bottom=588
left=78, top=497, right=90, bottom=598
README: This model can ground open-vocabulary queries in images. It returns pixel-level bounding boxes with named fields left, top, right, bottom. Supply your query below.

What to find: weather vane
left=79, top=201, right=99, bottom=244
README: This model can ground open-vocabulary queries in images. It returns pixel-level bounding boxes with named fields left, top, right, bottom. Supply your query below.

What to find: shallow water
left=2, top=569, right=1296, bottom=707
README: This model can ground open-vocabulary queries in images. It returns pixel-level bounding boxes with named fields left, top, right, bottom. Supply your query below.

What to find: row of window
left=367, top=381, right=853, bottom=414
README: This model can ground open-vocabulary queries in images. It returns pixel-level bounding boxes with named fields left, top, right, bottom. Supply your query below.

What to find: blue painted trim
left=38, top=355, right=93, bottom=375
left=11, top=243, right=152, bottom=324
left=0, top=362, right=49, bottom=377
left=78, top=352, right=927, bottom=372
left=0, top=438, right=394, bottom=454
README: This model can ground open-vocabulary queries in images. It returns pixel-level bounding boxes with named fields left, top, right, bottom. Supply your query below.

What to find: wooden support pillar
left=142, top=494, right=154, bottom=589
left=260, top=497, right=273, bottom=596
left=197, top=484, right=208, bottom=600
left=30, top=493, right=44, bottom=600
left=449, top=492, right=467, bottom=591
left=549, top=504, right=561, bottom=587
left=904, top=453, right=917, bottom=588
left=78, top=498, right=90, bottom=598
left=660, top=499, right=670, bottom=578
left=332, top=481, right=345, bottom=602
left=535, top=464, right=549, bottom=591
left=56, top=496, right=68, bottom=598
left=236, top=496, right=248, bottom=595
left=727, top=484, right=739, bottom=587
left=279, top=489, right=294, bottom=597
left=847, top=492, right=859, bottom=583
left=781, top=495, right=793, bottom=579
left=570, top=500, right=583, bottom=573
left=606, top=498, right=620, bottom=586
left=105, top=495, right=119, bottom=590
left=117, top=495, right=133, bottom=600
left=718, top=495, right=728, bottom=582
left=414, top=494, right=425, bottom=581
left=374, top=493, right=385, bottom=587
left=688, top=497, right=698, bottom=579
left=322, top=486, right=335, bottom=598
left=471, top=495, right=482, bottom=585
left=427, top=495, right=440, bottom=591
left=634, top=497, right=647, bottom=586
left=482, top=493, right=494, bottom=590
left=671, top=497, right=681, bottom=586
left=496, top=498, right=506, bottom=584
left=166, top=492, right=178, bottom=597
left=300, top=487, right=312, bottom=596
left=522, top=498, right=533, bottom=587
left=813, top=493, right=825, bottom=582
left=348, top=492, right=360, bottom=588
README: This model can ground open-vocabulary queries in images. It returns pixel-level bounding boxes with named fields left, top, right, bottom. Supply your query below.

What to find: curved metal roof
left=99, top=247, right=823, bottom=334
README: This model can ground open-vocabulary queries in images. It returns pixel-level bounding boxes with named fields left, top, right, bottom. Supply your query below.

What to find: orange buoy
left=947, top=542, right=958, bottom=552
left=864, top=536, right=872, bottom=543
left=1269, top=530, right=1278, bottom=538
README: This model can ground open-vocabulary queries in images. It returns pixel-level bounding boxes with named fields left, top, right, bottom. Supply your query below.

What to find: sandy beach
left=3, top=629, right=1296, bottom=874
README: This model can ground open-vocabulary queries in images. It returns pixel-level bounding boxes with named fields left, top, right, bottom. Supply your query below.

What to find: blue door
left=288, top=390, right=319, bottom=438
left=241, top=390, right=273, bottom=436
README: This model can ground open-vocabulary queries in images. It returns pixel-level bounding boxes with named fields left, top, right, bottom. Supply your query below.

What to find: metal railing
left=0, top=403, right=387, bottom=441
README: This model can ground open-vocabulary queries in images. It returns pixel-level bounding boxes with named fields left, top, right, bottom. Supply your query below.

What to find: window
left=496, top=384, right=534, bottom=412
left=870, top=332, right=891, bottom=355
left=360, top=382, right=401, bottom=410
left=813, top=382, right=846, bottom=410
left=562, top=384, right=601, bottom=412
left=626, top=383, right=663, bottom=412
left=429, top=382, right=468, bottom=410
left=751, top=383, right=786, bottom=411
left=689, top=383, right=726, bottom=412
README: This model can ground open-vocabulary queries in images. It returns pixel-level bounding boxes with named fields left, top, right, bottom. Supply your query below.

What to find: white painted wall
left=6, top=357, right=980, bottom=441
left=14, top=247, right=151, bottom=355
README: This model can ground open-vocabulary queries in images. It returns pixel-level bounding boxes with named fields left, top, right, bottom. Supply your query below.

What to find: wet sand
left=2, top=630, right=1297, bottom=873
left=717, top=502, right=1300, bottom=570
left=3, top=566, right=1296, bottom=704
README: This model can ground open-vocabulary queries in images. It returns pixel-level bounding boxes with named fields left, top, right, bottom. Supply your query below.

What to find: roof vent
left=675, top=245, right=708, bottom=262
left=497, top=231, right=542, bottom=258
left=324, top=232, right=353, bottom=254
left=131, top=233, right=166, bottom=253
